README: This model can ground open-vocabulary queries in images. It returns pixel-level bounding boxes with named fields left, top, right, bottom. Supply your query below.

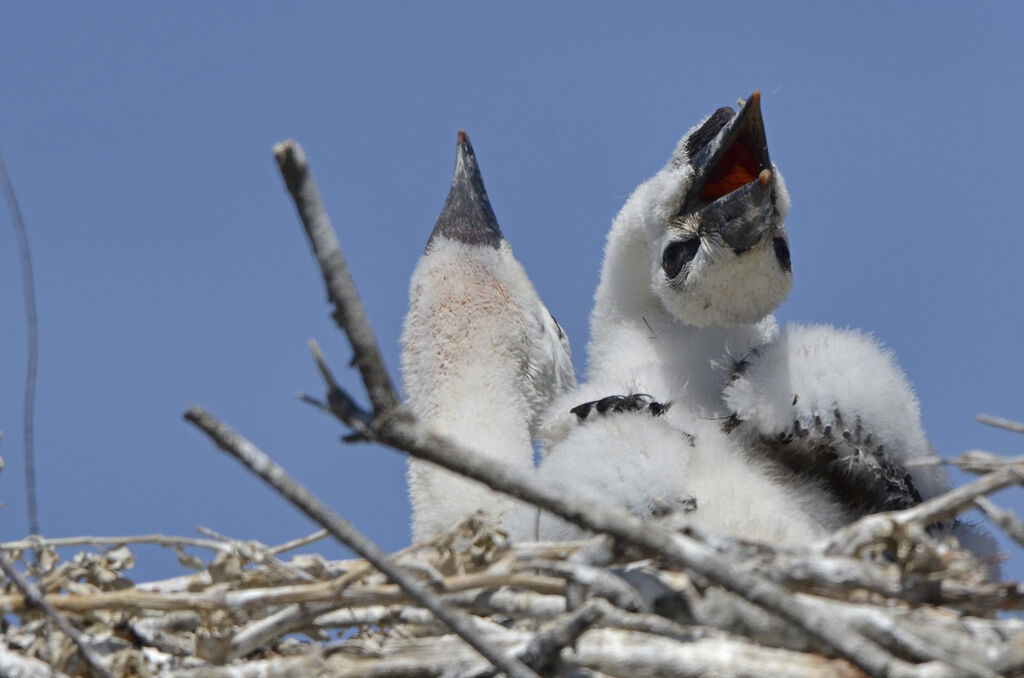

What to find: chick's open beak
left=680, top=91, right=777, bottom=254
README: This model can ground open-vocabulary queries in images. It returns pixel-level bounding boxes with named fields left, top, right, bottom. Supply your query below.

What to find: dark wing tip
left=428, top=130, right=504, bottom=250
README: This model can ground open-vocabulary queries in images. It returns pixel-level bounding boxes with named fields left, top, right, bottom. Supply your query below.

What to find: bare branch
left=516, top=599, right=604, bottom=673
left=227, top=556, right=377, bottom=661
left=268, top=529, right=329, bottom=556
left=974, top=496, right=1024, bottom=548
left=0, top=555, right=114, bottom=678
left=0, top=534, right=232, bottom=554
left=272, top=140, right=400, bottom=414
left=977, top=414, right=1024, bottom=435
left=160, top=654, right=331, bottom=678
left=563, top=629, right=870, bottom=678
left=931, top=450, right=1024, bottom=474
left=0, top=568, right=566, bottom=616
left=0, top=149, right=39, bottom=536
left=307, top=339, right=373, bottom=439
left=228, top=538, right=437, bottom=660
left=683, top=524, right=1005, bottom=613
left=326, top=629, right=872, bottom=678
left=520, top=559, right=644, bottom=611
left=183, top=406, right=540, bottom=678
left=795, top=596, right=1001, bottom=678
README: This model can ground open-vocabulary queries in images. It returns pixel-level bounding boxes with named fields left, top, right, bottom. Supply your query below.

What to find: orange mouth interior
left=701, top=140, right=759, bottom=201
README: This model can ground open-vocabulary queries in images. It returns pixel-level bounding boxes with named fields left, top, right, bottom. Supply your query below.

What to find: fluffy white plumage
left=403, top=131, right=575, bottom=542
left=514, top=94, right=841, bottom=543
left=533, top=414, right=844, bottom=545
left=569, top=96, right=793, bottom=421
left=723, top=323, right=949, bottom=501
left=526, top=93, right=993, bottom=562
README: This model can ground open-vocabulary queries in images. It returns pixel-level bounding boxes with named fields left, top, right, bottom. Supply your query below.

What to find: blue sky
left=2, top=4, right=1022, bottom=583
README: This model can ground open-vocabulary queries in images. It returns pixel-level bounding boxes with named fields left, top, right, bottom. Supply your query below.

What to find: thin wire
left=0, top=148, right=40, bottom=536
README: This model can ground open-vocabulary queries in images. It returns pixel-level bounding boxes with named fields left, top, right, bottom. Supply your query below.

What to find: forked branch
left=183, top=407, right=540, bottom=678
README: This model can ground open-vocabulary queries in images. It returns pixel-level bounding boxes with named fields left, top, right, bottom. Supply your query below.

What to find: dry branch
left=977, top=414, right=1024, bottom=435
left=273, top=140, right=399, bottom=416
left=0, top=149, right=40, bottom=538
left=563, top=629, right=868, bottom=678
left=0, top=534, right=232, bottom=554
left=268, top=529, right=329, bottom=555
left=975, top=496, right=1024, bottom=547
left=183, top=408, right=540, bottom=678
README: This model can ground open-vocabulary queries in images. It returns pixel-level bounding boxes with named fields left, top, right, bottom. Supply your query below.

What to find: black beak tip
left=427, top=129, right=504, bottom=249
left=732, top=90, right=771, bottom=174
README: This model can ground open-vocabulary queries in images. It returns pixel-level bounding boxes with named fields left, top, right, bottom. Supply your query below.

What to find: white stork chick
left=403, top=131, right=575, bottom=542
left=526, top=93, right=842, bottom=544
left=531, top=94, right=991, bottom=563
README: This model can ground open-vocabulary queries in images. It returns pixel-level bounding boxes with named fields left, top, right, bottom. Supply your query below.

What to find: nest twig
left=0, top=507, right=1020, bottom=678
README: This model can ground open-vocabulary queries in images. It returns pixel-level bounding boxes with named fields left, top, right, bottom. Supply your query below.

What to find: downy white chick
left=403, top=131, right=575, bottom=542
left=530, top=94, right=983, bottom=556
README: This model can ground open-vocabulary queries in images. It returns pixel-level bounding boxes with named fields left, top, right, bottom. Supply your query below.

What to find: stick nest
left=2, top=498, right=1022, bottom=678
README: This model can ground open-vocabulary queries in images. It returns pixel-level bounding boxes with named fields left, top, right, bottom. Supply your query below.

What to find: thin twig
left=931, top=451, right=1024, bottom=474
left=183, top=406, right=540, bottom=678
left=195, top=525, right=233, bottom=542
left=974, top=496, right=1024, bottom=548
left=687, top=523, right=996, bottom=611
left=563, top=629, right=871, bottom=678
left=192, top=526, right=316, bottom=579
left=273, top=140, right=400, bottom=415
left=0, top=534, right=233, bottom=553
left=796, top=595, right=1000, bottom=678
left=977, top=414, right=1024, bottom=435
left=308, top=339, right=373, bottom=439
left=230, top=538, right=431, bottom=659
left=516, top=600, right=605, bottom=673
left=227, top=558, right=377, bottom=661
left=0, top=568, right=565, bottom=615
left=269, top=529, right=329, bottom=556
left=0, top=149, right=39, bottom=536
left=0, top=555, right=114, bottom=678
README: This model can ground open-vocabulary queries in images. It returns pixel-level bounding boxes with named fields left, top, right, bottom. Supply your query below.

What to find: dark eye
left=662, top=239, right=701, bottom=280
